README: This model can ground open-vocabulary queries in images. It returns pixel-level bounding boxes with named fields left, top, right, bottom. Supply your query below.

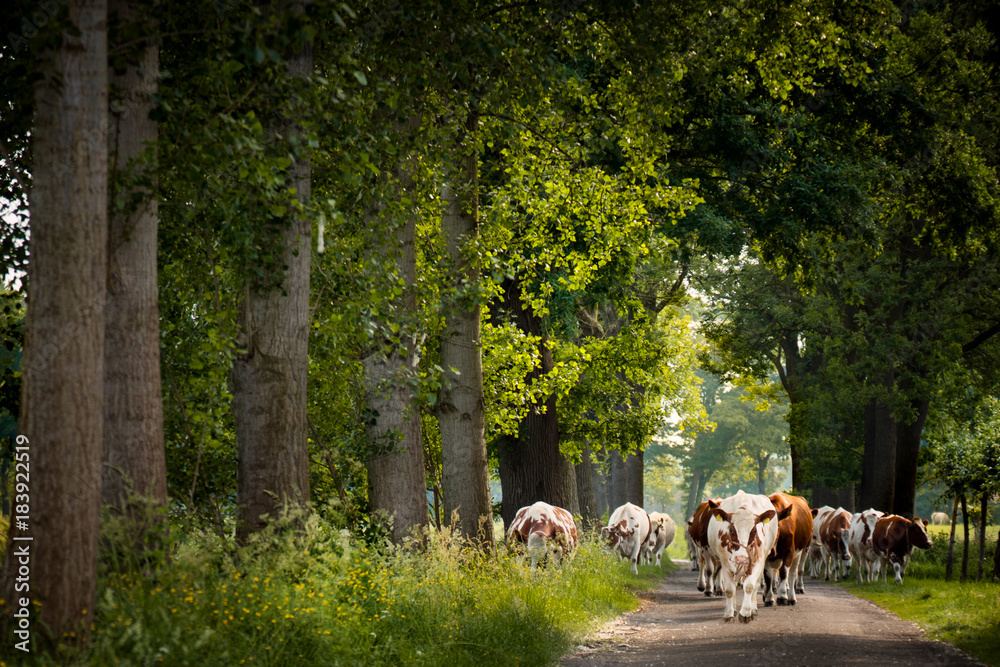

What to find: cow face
left=908, top=517, right=932, bottom=549
left=860, top=510, right=882, bottom=548
left=603, top=519, right=631, bottom=549
left=709, top=501, right=776, bottom=575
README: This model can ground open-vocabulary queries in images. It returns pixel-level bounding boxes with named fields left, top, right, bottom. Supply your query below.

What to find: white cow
left=643, top=512, right=676, bottom=568
left=848, top=508, right=885, bottom=584
left=707, top=490, right=779, bottom=623
left=603, top=502, right=652, bottom=575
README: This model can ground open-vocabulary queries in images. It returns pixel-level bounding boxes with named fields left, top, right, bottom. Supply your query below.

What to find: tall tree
left=102, top=0, right=166, bottom=512
left=1, top=0, right=108, bottom=642
left=232, top=0, right=314, bottom=539
left=437, top=109, right=495, bottom=545
left=362, top=141, right=429, bottom=543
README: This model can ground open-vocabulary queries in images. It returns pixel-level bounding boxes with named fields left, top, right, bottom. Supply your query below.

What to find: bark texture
left=1, top=0, right=108, bottom=641
left=103, top=0, right=166, bottom=511
left=494, top=277, right=565, bottom=529
left=233, top=3, right=312, bottom=539
left=891, top=398, right=929, bottom=517
left=859, top=385, right=897, bottom=511
left=363, top=180, right=428, bottom=543
left=575, top=443, right=600, bottom=528
left=437, top=123, right=494, bottom=545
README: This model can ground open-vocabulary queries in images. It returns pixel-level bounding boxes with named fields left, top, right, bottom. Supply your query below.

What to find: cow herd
left=505, top=490, right=934, bottom=624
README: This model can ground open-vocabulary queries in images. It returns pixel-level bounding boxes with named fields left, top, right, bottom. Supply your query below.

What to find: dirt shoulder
left=561, top=561, right=983, bottom=666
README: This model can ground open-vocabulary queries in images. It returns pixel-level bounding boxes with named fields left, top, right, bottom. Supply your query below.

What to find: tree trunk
left=1, top=0, right=107, bottom=643
left=859, top=391, right=896, bottom=511
left=494, top=277, right=564, bottom=529
left=625, top=450, right=643, bottom=507
left=561, top=453, right=580, bottom=516
left=437, top=114, right=494, bottom=547
left=103, top=0, right=166, bottom=514
left=591, top=450, right=609, bottom=520
left=991, top=528, right=1000, bottom=581
left=685, top=469, right=703, bottom=519
left=977, top=492, right=988, bottom=581
left=575, top=443, right=599, bottom=528
left=961, top=494, right=970, bottom=582
left=233, top=4, right=312, bottom=539
left=945, top=495, right=959, bottom=581
left=363, top=161, right=428, bottom=545
left=609, top=450, right=627, bottom=509
left=757, top=453, right=769, bottom=494
left=892, top=398, right=929, bottom=517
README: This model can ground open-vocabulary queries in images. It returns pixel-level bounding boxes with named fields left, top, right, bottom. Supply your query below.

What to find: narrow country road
left=561, top=561, right=983, bottom=667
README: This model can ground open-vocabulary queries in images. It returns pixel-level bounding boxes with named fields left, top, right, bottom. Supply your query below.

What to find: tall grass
left=2, top=511, right=666, bottom=666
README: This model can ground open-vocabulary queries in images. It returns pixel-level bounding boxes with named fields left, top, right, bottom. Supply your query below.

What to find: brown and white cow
left=603, top=502, right=651, bottom=575
left=805, top=538, right=825, bottom=578
left=848, top=508, right=885, bottom=584
left=707, top=490, right=780, bottom=623
left=813, top=505, right=852, bottom=581
left=643, top=512, right=676, bottom=568
left=688, top=499, right=723, bottom=596
left=685, top=518, right=699, bottom=570
left=506, top=501, right=578, bottom=568
left=763, top=492, right=812, bottom=607
left=871, top=515, right=932, bottom=583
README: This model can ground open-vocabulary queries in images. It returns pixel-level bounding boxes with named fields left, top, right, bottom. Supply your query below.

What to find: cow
left=707, top=490, right=779, bottom=623
left=848, top=508, right=885, bottom=584
left=688, top=499, right=723, bottom=596
left=931, top=511, right=950, bottom=525
left=643, top=511, right=676, bottom=568
left=871, top=515, right=933, bottom=583
left=685, top=518, right=699, bottom=570
left=506, top=501, right=578, bottom=568
left=813, top=505, right=852, bottom=581
left=805, top=539, right=825, bottom=578
left=603, top=502, right=652, bottom=575
left=762, top=492, right=812, bottom=607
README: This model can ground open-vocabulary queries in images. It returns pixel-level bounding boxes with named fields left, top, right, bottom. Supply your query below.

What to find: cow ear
left=707, top=499, right=720, bottom=510
left=777, top=505, right=794, bottom=521
left=758, top=509, right=776, bottom=524
left=712, top=508, right=730, bottom=522
left=810, top=508, right=819, bottom=517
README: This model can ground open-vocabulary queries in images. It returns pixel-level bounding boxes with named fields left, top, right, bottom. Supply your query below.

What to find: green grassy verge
left=835, top=531, right=1000, bottom=667
left=4, top=514, right=666, bottom=667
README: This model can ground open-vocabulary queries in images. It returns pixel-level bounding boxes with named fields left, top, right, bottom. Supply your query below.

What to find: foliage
left=4, top=512, right=664, bottom=666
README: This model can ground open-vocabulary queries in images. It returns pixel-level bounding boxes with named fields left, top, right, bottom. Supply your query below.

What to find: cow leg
left=739, top=564, right=764, bottom=623
left=629, top=540, right=642, bottom=575
left=721, top=571, right=737, bottom=622
left=794, top=551, right=806, bottom=595
left=713, top=564, right=724, bottom=596
left=762, top=564, right=774, bottom=606
left=697, top=551, right=707, bottom=592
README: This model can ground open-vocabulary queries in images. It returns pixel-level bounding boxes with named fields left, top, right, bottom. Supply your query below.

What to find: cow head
left=709, top=499, right=776, bottom=576
left=908, top=517, right=932, bottom=549
left=860, top=509, right=883, bottom=548
left=602, top=519, right=631, bottom=549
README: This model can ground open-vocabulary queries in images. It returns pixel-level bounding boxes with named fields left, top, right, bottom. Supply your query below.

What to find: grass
left=834, top=526, right=1000, bottom=667
left=1, top=512, right=668, bottom=666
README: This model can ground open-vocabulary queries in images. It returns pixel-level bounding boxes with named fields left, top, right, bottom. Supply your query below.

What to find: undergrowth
left=1, top=509, right=665, bottom=666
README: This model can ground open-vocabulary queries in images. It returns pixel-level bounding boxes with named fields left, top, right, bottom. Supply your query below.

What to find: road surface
left=561, top=561, right=983, bottom=666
